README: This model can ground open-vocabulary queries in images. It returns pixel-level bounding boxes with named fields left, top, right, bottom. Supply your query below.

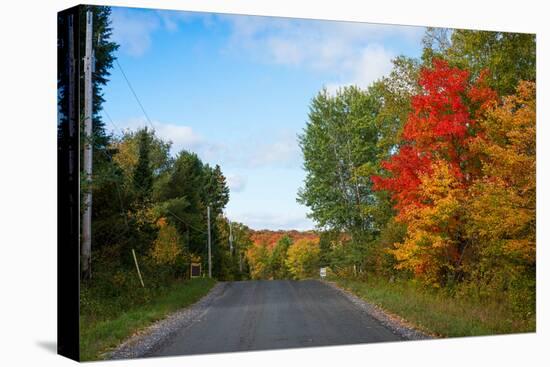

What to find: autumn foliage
left=390, top=160, right=465, bottom=284
left=250, top=230, right=319, bottom=250
left=465, top=81, right=536, bottom=288
left=372, top=59, right=534, bottom=289
left=285, top=239, right=320, bottom=280
left=373, top=60, right=496, bottom=213
left=150, top=218, right=184, bottom=266
left=246, top=230, right=321, bottom=280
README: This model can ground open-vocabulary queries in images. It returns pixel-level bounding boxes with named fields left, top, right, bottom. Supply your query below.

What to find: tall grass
left=80, top=277, right=216, bottom=361
left=333, top=276, right=535, bottom=338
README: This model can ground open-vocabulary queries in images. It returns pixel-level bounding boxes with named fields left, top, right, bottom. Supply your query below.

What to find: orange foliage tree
left=391, top=161, right=465, bottom=285
left=246, top=242, right=271, bottom=280
left=465, top=81, right=536, bottom=296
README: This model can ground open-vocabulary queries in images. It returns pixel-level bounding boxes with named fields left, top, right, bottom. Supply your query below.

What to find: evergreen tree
left=158, top=151, right=206, bottom=255
left=203, top=164, right=230, bottom=217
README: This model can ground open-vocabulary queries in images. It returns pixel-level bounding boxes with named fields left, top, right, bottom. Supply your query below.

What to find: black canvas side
left=57, top=4, right=82, bottom=362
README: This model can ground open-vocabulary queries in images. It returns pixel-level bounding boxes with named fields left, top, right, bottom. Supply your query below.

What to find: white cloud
left=153, top=123, right=202, bottom=152
left=157, top=10, right=213, bottom=31
left=222, top=16, right=424, bottom=81
left=354, top=45, right=395, bottom=86
left=226, top=174, right=247, bottom=193
left=110, top=7, right=424, bottom=89
left=248, top=131, right=301, bottom=168
left=268, top=37, right=304, bottom=65
left=115, top=118, right=227, bottom=161
left=222, top=16, right=423, bottom=87
left=111, top=118, right=302, bottom=169
left=325, top=44, right=395, bottom=93
left=111, top=9, right=217, bottom=57
left=231, top=211, right=314, bottom=231
left=111, top=8, right=161, bottom=57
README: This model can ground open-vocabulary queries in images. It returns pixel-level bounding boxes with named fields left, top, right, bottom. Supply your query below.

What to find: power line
left=115, top=58, right=156, bottom=131
left=103, top=109, right=125, bottom=137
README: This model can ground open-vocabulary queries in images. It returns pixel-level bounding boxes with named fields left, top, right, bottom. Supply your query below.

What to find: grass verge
left=332, top=276, right=535, bottom=338
left=80, top=277, right=216, bottom=361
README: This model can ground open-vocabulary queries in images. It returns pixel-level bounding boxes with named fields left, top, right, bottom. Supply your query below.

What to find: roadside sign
left=320, top=267, right=327, bottom=278
left=190, top=262, right=202, bottom=278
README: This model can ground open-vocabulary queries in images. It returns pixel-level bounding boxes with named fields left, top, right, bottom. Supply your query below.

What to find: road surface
left=151, top=280, right=401, bottom=357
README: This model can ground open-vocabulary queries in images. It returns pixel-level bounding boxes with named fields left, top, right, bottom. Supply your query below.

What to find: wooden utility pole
left=229, top=220, right=233, bottom=255
left=207, top=205, right=212, bottom=278
left=81, top=10, right=93, bottom=280
left=239, top=252, right=243, bottom=273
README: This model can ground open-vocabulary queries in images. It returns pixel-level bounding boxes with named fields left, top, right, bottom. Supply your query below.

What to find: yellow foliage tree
left=111, top=128, right=171, bottom=185
left=150, top=218, right=183, bottom=265
left=391, top=160, right=465, bottom=286
left=285, top=239, right=320, bottom=280
left=112, top=136, right=139, bottom=181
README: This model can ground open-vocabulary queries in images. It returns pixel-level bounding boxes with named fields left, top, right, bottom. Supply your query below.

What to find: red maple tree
left=372, top=59, right=496, bottom=214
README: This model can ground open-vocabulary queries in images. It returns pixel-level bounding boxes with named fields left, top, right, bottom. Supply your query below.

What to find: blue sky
left=103, top=6, right=425, bottom=230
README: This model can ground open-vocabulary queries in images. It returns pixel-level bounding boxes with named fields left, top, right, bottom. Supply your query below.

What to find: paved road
left=152, top=280, right=401, bottom=357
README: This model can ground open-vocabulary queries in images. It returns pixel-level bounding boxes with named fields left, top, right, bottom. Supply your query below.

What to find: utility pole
left=81, top=10, right=93, bottom=280
left=235, top=229, right=242, bottom=273
left=239, top=252, right=243, bottom=273
left=207, top=205, right=212, bottom=278
left=228, top=220, right=233, bottom=255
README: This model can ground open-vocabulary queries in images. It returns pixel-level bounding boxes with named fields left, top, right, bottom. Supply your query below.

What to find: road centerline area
left=152, top=280, right=401, bottom=357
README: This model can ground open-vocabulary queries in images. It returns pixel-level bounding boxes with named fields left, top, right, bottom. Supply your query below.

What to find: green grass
left=332, top=276, right=535, bottom=338
left=80, top=277, right=216, bottom=361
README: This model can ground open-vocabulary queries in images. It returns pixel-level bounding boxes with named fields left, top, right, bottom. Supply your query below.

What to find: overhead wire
left=115, top=59, right=156, bottom=131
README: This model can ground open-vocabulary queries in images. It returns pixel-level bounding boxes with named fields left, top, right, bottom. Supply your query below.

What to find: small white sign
left=320, top=267, right=327, bottom=278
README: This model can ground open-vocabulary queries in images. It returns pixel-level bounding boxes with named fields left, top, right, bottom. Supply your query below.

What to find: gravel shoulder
left=323, top=280, right=434, bottom=340
left=107, top=282, right=228, bottom=360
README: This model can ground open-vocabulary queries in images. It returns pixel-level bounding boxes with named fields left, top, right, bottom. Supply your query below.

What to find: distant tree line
left=247, top=235, right=320, bottom=280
